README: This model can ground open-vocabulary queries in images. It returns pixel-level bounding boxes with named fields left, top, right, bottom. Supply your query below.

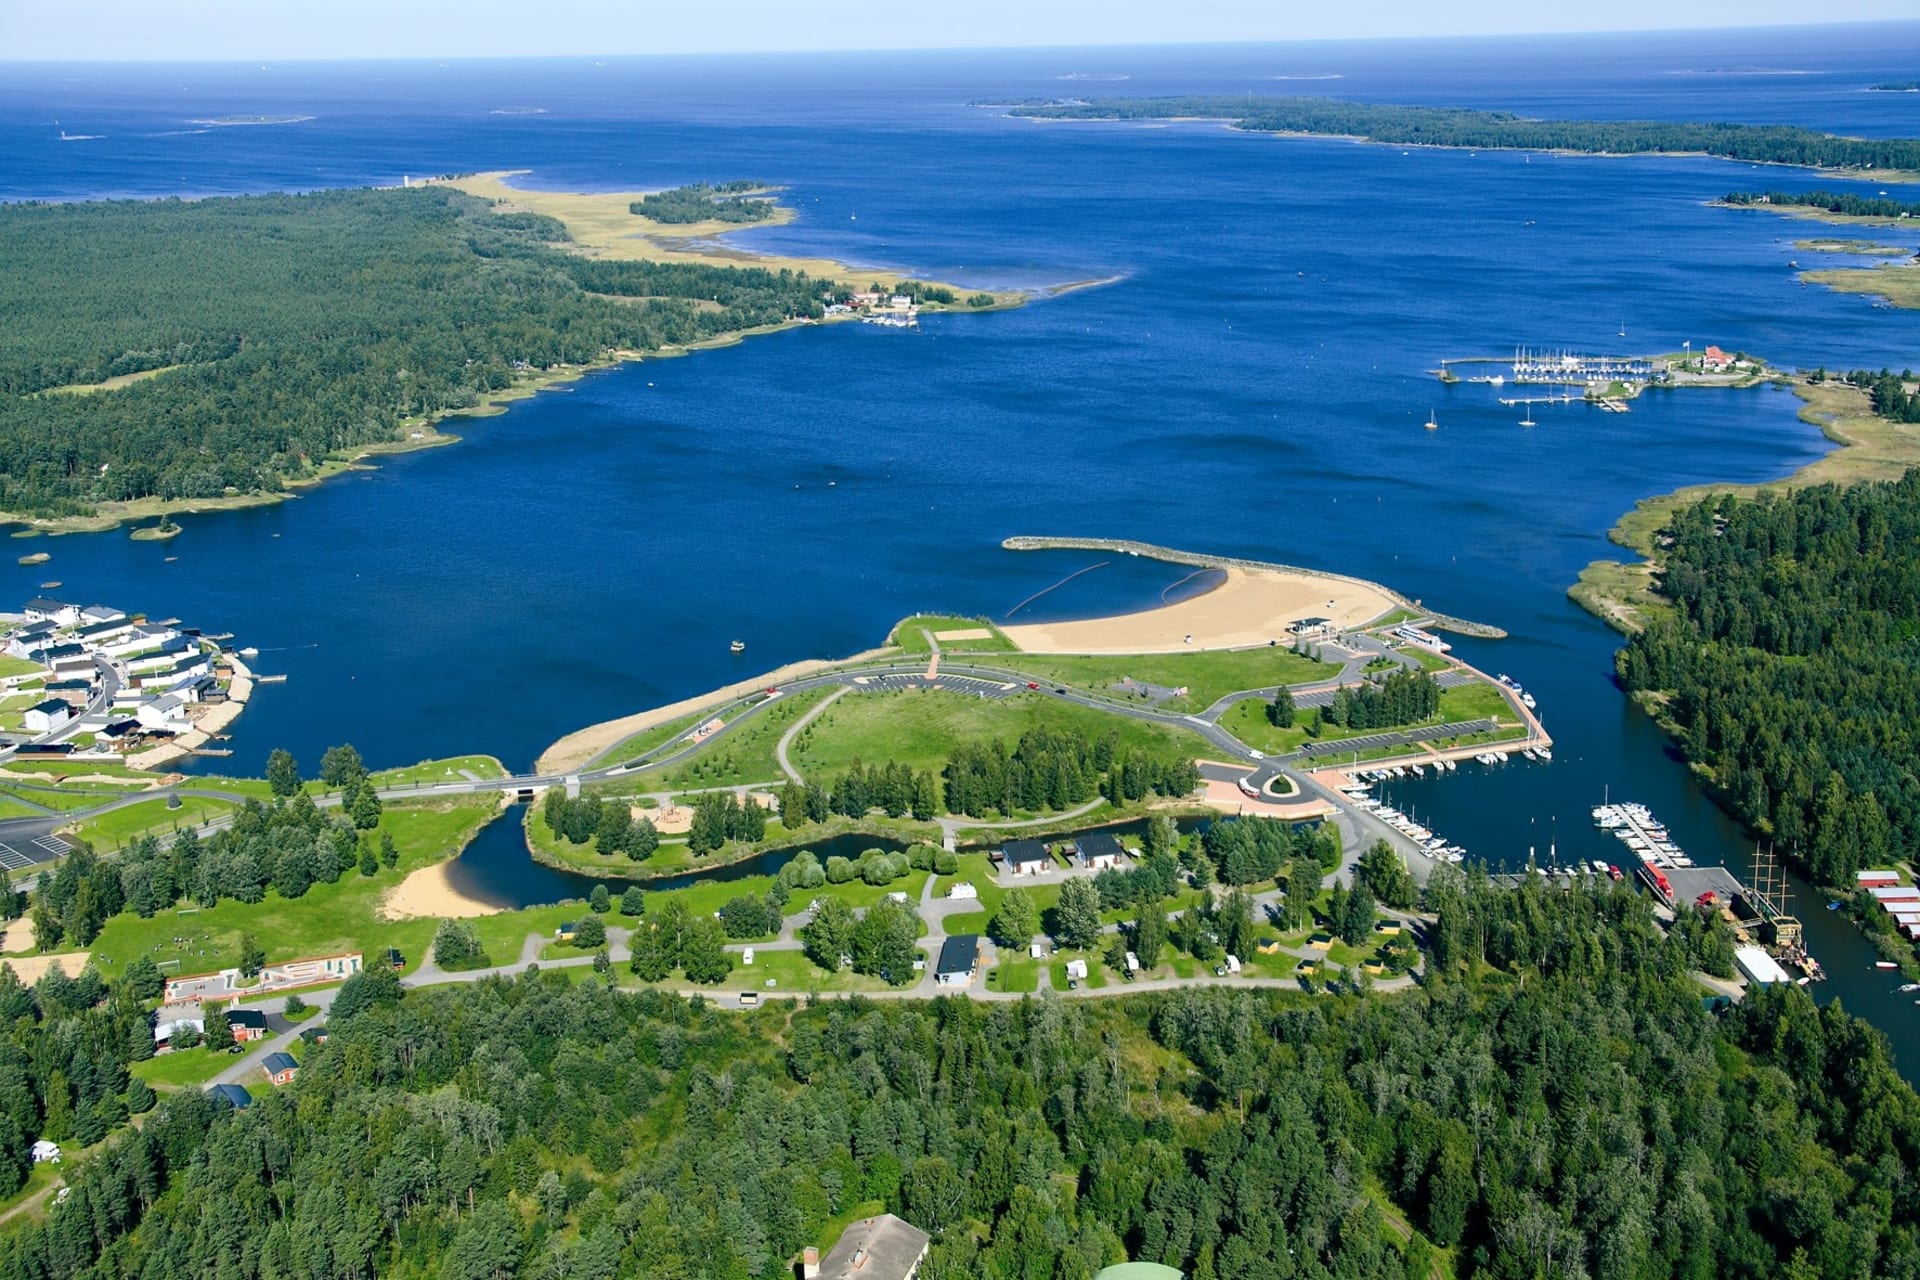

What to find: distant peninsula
left=1869, top=81, right=1920, bottom=92
left=0, top=177, right=1017, bottom=531
left=986, top=94, right=1920, bottom=174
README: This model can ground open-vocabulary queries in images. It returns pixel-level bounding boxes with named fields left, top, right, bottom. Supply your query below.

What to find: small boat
left=729, top=640, right=745, bottom=653
left=238, top=646, right=259, bottom=658
left=1424, top=409, right=1438, bottom=431
left=1521, top=693, right=1537, bottom=709
left=1537, top=747, right=1552, bottom=762
left=1898, top=983, right=1920, bottom=993
left=1827, top=901, right=1842, bottom=911
left=1875, top=961, right=1899, bottom=970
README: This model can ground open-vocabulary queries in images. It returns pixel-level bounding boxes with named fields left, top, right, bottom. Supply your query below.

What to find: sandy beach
left=537, top=647, right=893, bottom=775
left=1001, top=564, right=1396, bottom=654
left=380, top=864, right=501, bottom=920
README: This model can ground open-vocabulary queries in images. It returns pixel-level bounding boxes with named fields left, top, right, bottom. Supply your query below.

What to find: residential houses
left=1000, top=839, right=1054, bottom=876
left=935, top=935, right=979, bottom=987
left=1073, top=832, right=1126, bottom=870
left=261, top=1052, right=299, bottom=1087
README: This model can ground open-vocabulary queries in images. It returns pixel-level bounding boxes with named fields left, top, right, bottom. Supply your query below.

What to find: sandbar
left=1001, top=564, right=1395, bottom=654
left=380, top=864, right=501, bottom=921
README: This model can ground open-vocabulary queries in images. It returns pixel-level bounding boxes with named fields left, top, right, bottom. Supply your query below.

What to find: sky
left=1, top=0, right=1915, bottom=61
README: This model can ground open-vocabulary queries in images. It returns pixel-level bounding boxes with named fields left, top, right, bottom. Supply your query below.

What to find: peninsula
left=0, top=176, right=1017, bottom=533
left=989, top=94, right=1920, bottom=177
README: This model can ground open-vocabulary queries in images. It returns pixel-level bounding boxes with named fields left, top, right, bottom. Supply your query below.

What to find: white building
left=23, top=700, right=69, bottom=734
left=946, top=881, right=978, bottom=900
left=30, top=1140, right=59, bottom=1164
left=135, top=695, right=192, bottom=733
left=1734, top=945, right=1790, bottom=987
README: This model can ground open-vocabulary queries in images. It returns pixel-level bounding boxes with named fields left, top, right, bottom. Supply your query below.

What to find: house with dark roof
left=227, top=1008, right=269, bottom=1043
left=261, top=1052, right=299, bottom=1086
left=23, top=599, right=76, bottom=625
left=935, top=934, right=978, bottom=987
left=1073, top=832, right=1127, bottom=870
left=1000, top=839, right=1053, bottom=876
left=803, top=1214, right=931, bottom=1280
left=210, top=1083, right=253, bottom=1109
left=23, top=699, right=70, bottom=734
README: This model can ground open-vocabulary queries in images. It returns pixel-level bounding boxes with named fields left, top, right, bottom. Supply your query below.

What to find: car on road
left=1053, top=687, right=1067, bottom=695
left=1027, top=682, right=1040, bottom=690
left=1248, top=750, right=1264, bottom=760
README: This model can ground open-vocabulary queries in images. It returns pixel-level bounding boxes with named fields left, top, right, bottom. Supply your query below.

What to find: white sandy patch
left=0, top=917, right=34, bottom=954
left=537, top=647, right=894, bottom=775
left=0, top=952, right=90, bottom=983
left=380, top=864, right=501, bottom=920
left=1001, top=565, right=1395, bottom=654
left=933, top=628, right=994, bottom=642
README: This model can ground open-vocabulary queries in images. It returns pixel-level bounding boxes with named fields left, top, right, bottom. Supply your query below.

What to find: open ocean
left=4, top=24, right=1920, bottom=1066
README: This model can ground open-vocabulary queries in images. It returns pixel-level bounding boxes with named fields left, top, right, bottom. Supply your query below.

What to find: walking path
left=774, top=685, right=848, bottom=785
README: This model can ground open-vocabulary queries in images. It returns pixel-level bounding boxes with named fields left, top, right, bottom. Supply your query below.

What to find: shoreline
left=1569, top=378, right=1920, bottom=630
left=0, top=172, right=1071, bottom=540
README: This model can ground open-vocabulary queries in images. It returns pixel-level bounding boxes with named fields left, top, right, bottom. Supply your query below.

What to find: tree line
left=1723, top=188, right=1920, bottom=220
left=629, top=182, right=778, bottom=224
left=995, top=95, right=1920, bottom=170
left=1618, top=474, right=1920, bottom=890
left=945, top=726, right=1198, bottom=819
left=4, top=869, right=1916, bottom=1280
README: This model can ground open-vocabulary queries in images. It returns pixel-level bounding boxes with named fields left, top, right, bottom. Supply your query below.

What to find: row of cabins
left=163, top=951, right=364, bottom=1004
left=996, top=832, right=1130, bottom=877
left=6, top=598, right=223, bottom=745
left=1860, top=870, right=1920, bottom=943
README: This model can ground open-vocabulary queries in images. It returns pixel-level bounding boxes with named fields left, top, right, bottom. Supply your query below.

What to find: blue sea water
left=4, top=24, right=1920, bottom=1062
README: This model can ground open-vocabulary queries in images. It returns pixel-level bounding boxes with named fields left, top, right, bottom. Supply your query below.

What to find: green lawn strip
left=132, top=1048, right=241, bottom=1091
left=988, top=647, right=1337, bottom=713
left=369, top=754, right=509, bottom=787
left=0, top=784, right=134, bottom=812
left=0, top=656, right=43, bottom=679
left=1222, top=678, right=1514, bottom=754
left=0, top=797, right=41, bottom=821
left=1049, top=952, right=1108, bottom=989
left=1399, top=647, right=1454, bottom=673
left=617, top=684, right=838, bottom=791
left=82, top=800, right=497, bottom=981
left=2, top=760, right=156, bottom=782
left=888, top=614, right=1015, bottom=654
left=69, top=796, right=236, bottom=850
left=791, top=688, right=1211, bottom=779
left=627, top=947, right=899, bottom=996
left=984, top=955, right=1039, bottom=993
left=592, top=709, right=717, bottom=769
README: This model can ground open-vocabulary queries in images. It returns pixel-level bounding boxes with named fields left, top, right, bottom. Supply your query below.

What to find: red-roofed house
left=1702, top=345, right=1734, bottom=371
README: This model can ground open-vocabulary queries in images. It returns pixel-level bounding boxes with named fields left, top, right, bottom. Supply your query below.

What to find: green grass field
left=133, top=1047, right=242, bottom=1090
left=991, top=647, right=1337, bottom=713
left=789, top=688, right=1212, bottom=780
left=0, top=656, right=43, bottom=679
left=1220, top=679, right=1513, bottom=755
left=70, top=796, right=237, bottom=851
left=369, top=755, right=509, bottom=787
left=594, top=708, right=721, bottom=769
left=84, top=800, right=498, bottom=981
left=889, top=615, right=1017, bottom=654
left=618, top=684, right=838, bottom=791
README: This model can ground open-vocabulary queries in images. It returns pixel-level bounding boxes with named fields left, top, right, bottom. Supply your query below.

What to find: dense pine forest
left=0, top=187, right=831, bottom=516
left=1618, top=473, right=1920, bottom=888
left=3, top=873, right=1916, bottom=1280
left=992, top=96, right=1920, bottom=170
left=629, top=182, right=779, bottom=224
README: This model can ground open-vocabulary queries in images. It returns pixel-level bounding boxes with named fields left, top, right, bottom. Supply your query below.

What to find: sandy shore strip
left=537, top=647, right=893, bottom=775
left=380, top=864, right=502, bottom=921
left=1001, top=564, right=1396, bottom=654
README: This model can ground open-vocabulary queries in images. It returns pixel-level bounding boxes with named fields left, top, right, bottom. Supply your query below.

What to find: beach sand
left=537, top=647, right=893, bottom=775
left=380, top=864, right=501, bottom=921
left=0, top=952, right=90, bottom=984
left=1001, top=565, right=1395, bottom=654
left=0, top=917, right=34, bottom=954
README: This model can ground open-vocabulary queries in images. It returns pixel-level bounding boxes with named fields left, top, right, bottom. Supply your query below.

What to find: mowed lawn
left=789, top=688, right=1212, bottom=778
left=1220, top=679, right=1515, bottom=754
left=70, top=796, right=238, bottom=852
left=82, top=800, right=499, bottom=982
left=622, top=684, right=838, bottom=791
left=994, top=647, right=1338, bottom=713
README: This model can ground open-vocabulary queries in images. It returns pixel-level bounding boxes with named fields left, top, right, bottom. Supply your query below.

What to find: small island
left=628, top=180, right=780, bottom=224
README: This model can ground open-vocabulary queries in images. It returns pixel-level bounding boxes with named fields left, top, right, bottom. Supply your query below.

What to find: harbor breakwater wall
left=1001, top=536, right=1508, bottom=639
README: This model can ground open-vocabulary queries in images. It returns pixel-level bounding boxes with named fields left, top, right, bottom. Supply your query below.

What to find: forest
left=629, top=182, right=778, bottom=224
left=993, top=96, right=1920, bottom=170
left=1834, top=368, right=1920, bottom=424
left=2, top=870, right=1916, bottom=1280
left=1617, top=473, right=1920, bottom=888
left=1722, top=188, right=1920, bottom=220
left=0, top=186, right=833, bottom=515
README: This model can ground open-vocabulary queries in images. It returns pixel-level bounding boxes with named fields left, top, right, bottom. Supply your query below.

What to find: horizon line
left=3, top=18, right=1917, bottom=65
